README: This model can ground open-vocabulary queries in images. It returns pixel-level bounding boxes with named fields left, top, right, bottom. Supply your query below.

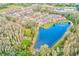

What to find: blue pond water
left=34, top=22, right=71, bottom=49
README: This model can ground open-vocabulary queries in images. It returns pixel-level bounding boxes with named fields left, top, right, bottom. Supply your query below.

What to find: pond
left=34, top=22, right=71, bottom=49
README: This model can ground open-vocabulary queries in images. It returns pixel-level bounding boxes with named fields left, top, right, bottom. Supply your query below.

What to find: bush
left=21, top=38, right=31, bottom=48
left=16, top=38, right=32, bottom=56
left=22, top=29, right=32, bottom=37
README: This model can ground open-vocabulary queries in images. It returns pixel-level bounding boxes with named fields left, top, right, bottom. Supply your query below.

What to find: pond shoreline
left=34, top=20, right=72, bottom=49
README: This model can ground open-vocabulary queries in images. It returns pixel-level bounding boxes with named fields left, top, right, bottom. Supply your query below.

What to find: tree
left=64, top=13, right=79, bottom=56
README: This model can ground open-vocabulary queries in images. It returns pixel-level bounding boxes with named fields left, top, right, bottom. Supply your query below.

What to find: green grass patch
left=41, top=23, right=53, bottom=28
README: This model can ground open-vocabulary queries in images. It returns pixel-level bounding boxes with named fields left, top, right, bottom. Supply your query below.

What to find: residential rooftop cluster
left=0, top=5, right=66, bottom=26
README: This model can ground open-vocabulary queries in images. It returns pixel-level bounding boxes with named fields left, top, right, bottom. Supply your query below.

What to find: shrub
left=16, top=38, right=32, bottom=56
